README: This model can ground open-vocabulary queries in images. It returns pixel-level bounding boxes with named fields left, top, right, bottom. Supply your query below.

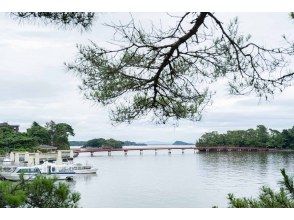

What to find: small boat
left=37, top=161, right=75, bottom=180
left=0, top=164, right=74, bottom=181
left=0, top=166, right=41, bottom=181
left=72, top=163, right=97, bottom=174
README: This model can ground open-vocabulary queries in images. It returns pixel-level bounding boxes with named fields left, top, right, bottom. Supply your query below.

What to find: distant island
left=172, top=141, right=194, bottom=145
left=70, top=138, right=147, bottom=148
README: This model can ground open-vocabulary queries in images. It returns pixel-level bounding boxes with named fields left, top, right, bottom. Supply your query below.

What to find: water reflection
left=73, top=174, right=97, bottom=182
left=71, top=149, right=294, bottom=207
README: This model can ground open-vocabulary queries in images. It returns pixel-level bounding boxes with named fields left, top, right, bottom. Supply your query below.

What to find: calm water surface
left=70, top=145, right=294, bottom=207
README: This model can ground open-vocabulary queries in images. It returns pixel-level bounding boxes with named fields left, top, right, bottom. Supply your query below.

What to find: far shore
left=197, top=146, right=294, bottom=152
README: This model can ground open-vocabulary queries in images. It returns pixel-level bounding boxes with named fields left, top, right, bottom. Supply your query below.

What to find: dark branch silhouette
left=67, top=12, right=294, bottom=123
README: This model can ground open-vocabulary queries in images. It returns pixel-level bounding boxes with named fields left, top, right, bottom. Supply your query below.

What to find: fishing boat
left=72, top=163, right=97, bottom=174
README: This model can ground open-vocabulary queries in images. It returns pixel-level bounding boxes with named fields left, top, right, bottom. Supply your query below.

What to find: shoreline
left=197, top=146, right=294, bottom=152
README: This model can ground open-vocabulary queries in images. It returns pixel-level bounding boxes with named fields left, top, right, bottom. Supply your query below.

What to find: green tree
left=12, top=12, right=95, bottom=30
left=0, top=125, right=37, bottom=153
left=0, top=176, right=80, bottom=208
left=45, top=121, right=75, bottom=150
left=27, top=122, right=51, bottom=145
left=66, top=13, right=294, bottom=124
left=196, top=125, right=294, bottom=149
left=255, top=125, right=269, bottom=147
left=105, top=138, right=124, bottom=148
left=11, top=12, right=294, bottom=124
left=228, top=169, right=294, bottom=208
left=268, top=129, right=284, bottom=148
left=84, top=138, right=123, bottom=148
left=0, top=180, right=26, bottom=208
left=24, top=176, right=80, bottom=208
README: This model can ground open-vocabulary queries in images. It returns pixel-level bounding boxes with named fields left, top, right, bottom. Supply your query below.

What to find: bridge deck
left=74, top=147, right=197, bottom=153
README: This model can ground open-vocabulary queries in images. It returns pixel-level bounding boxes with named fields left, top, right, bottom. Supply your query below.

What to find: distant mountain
left=69, top=141, right=87, bottom=146
left=172, top=141, right=194, bottom=145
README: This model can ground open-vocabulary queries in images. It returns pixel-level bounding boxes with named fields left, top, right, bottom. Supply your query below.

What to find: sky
left=0, top=12, right=293, bottom=143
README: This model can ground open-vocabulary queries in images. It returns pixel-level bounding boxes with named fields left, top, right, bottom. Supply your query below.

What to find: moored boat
left=37, top=161, right=75, bottom=180
left=72, top=163, right=97, bottom=174
left=0, top=166, right=41, bottom=181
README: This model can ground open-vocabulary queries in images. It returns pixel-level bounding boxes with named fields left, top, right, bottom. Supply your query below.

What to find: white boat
left=0, top=164, right=74, bottom=181
left=72, top=163, right=97, bottom=174
left=0, top=166, right=41, bottom=181
left=37, top=161, right=75, bottom=180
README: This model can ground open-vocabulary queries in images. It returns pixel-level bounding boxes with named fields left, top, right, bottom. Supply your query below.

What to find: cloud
left=0, top=12, right=293, bottom=143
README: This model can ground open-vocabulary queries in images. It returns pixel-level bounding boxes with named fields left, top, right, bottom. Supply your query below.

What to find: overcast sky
left=0, top=12, right=293, bottom=143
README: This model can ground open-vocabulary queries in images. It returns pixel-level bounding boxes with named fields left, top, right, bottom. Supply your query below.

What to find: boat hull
left=74, top=168, right=97, bottom=174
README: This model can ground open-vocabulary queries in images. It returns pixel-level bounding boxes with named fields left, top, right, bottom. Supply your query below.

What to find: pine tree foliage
left=11, top=12, right=95, bottom=30
left=11, top=12, right=294, bottom=123
left=67, top=12, right=294, bottom=123
left=0, top=175, right=80, bottom=208
left=228, top=169, right=294, bottom=208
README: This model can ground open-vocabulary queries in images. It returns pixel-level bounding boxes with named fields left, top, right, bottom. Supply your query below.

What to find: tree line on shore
left=196, top=125, right=294, bottom=149
left=0, top=121, right=74, bottom=154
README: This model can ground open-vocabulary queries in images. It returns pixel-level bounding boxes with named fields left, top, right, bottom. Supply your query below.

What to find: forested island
left=82, top=138, right=147, bottom=148
left=0, top=121, right=74, bottom=155
left=196, top=125, right=294, bottom=149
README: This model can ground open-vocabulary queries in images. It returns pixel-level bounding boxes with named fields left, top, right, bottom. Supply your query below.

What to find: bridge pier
left=182, top=149, right=184, bottom=154
left=108, top=151, right=111, bottom=156
left=140, top=150, right=143, bottom=156
left=168, top=149, right=171, bottom=155
left=155, top=149, right=157, bottom=155
left=90, top=152, right=94, bottom=157
left=124, top=150, right=128, bottom=156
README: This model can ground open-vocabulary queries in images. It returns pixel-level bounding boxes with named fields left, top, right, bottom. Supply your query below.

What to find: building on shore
left=6, top=150, right=75, bottom=166
left=0, top=122, right=19, bottom=132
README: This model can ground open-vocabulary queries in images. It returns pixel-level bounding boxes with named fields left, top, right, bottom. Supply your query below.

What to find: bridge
left=73, top=147, right=197, bottom=156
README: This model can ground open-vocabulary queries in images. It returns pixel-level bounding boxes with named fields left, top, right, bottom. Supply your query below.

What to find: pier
left=73, top=147, right=197, bottom=156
